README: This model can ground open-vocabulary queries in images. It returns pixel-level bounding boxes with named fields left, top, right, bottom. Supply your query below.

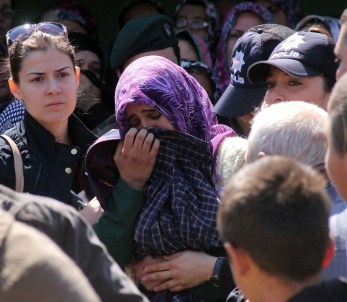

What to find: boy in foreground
left=217, top=156, right=347, bottom=301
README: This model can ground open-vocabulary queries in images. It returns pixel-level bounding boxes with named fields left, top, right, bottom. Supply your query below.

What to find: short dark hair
left=327, top=73, right=347, bottom=157
left=217, top=156, right=331, bottom=281
left=7, top=30, right=75, bottom=84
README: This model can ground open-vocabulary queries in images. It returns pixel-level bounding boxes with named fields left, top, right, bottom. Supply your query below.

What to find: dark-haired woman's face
left=9, top=47, right=79, bottom=131
left=254, top=0, right=287, bottom=26
left=227, top=12, right=263, bottom=67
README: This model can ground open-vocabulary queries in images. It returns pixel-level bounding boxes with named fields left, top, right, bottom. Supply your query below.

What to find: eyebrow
left=26, top=66, right=72, bottom=76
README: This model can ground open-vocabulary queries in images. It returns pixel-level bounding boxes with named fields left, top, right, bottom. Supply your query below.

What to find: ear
left=257, top=151, right=266, bottom=159
left=321, top=236, right=335, bottom=269
left=8, top=78, right=22, bottom=101
left=75, top=66, right=80, bottom=83
left=224, top=242, right=250, bottom=276
left=240, top=113, right=254, bottom=122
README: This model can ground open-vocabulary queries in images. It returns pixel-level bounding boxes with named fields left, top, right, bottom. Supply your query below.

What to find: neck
left=42, top=120, right=70, bottom=145
left=250, top=273, right=322, bottom=302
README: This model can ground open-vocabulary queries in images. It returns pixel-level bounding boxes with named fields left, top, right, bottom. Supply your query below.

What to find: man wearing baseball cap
left=248, top=31, right=338, bottom=109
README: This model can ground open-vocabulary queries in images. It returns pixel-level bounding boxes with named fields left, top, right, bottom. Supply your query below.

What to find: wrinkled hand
left=114, top=128, right=160, bottom=190
left=132, top=256, right=166, bottom=291
left=139, top=251, right=216, bottom=292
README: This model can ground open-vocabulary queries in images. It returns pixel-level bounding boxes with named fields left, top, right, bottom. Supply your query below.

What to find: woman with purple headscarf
left=87, top=56, right=236, bottom=301
left=213, top=2, right=273, bottom=97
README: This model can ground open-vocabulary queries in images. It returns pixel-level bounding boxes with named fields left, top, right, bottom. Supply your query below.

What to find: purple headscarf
left=115, top=55, right=232, bottom=142
left=174, top=0, right=220, bottom=51
left=213, top=2, right=273, bottom=97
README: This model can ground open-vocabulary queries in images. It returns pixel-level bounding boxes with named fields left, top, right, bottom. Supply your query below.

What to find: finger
left=144, top=261, right=171, bottom=273
left=153, top=279, right=179, bottom=292
left=149, top=138, right=160, bottom=159
left=132, top=128, right=148, bottom=152
left=170, top=285, right=184, bottom=292
left=122, top=128, right=138, bottom=151
left=141, top=132, right=155, bottom=154
left=163, top=252, right=182, bottom=260
left=114, top=140, right=124, bottom=164
left=142, top=269, right=173, bottom=282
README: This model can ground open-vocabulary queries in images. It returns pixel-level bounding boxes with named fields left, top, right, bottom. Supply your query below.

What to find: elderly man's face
left=335, top=23, right=347, bottom=81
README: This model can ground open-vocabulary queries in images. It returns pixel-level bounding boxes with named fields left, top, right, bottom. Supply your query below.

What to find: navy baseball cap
left=248, top=31, right=338, bottom=84
left=213, top=24, right=294, bottom=118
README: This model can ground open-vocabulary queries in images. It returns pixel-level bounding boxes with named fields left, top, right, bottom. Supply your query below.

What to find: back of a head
left=326, top=72, right=347, bottom=157
left=217, top=155, right=331, bottom=281
left=247, top=101, right=327, bottom=167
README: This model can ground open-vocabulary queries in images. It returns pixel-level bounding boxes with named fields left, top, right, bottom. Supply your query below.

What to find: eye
left=150, top=113, right=162, bottom=120
left=228, top=32, right=242, bottom=40
left=267, top=4, right=280, bottom=13
left=31, top=75, right=44, bottom=83
left=265, top=81, right=275, bottom=89
left=57, top=71, right=69, bottom=78
left=128, top=117, right=140, bottom=128
left=288, top=80, right=302, bottom=87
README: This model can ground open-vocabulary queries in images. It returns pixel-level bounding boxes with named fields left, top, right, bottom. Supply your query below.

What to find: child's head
left=217, top=156, right=331, bottom=297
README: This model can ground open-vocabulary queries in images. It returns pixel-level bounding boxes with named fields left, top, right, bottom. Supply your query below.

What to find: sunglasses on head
left=6, top=22, right=67, bottom=47
left=175, top=17, right=209, bottom=30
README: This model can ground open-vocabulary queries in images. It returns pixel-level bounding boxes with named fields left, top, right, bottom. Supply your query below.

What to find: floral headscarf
left=174, top=0, right=220, bottom=51
left=115, top=55, right=224, bottom=142
left=213, top=2, right=273, bottom=97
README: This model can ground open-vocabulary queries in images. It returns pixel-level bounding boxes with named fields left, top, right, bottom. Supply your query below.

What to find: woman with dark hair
left=0, top=22, right=97, bottom=211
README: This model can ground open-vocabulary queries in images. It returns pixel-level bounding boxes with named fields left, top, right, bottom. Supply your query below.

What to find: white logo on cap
left=232, top=50, right=245, bottom=73
left=279, top=32, right=305, bottom=51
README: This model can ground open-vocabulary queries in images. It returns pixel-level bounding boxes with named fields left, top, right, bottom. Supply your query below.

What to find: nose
left=46, top=78, right=61, bottom=95
left=264, top=87, right=286, bottom=105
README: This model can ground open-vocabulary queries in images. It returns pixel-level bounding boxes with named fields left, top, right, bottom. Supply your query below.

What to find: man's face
left=335, top=23, right=347, bottom=81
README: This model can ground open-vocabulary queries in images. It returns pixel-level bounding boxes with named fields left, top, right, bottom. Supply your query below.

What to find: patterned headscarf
left=115, top=55, right=228, bottom=142
left=174, top=0, right=220, bottom=51
left=213, top=2, right=273, bottom=97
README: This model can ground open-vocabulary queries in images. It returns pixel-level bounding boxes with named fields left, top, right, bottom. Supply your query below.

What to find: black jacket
left=0, top=111, right=96, bottom=208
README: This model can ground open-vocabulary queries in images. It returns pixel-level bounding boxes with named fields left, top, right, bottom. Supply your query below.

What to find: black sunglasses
left=6, top=22, right=67, bottom=47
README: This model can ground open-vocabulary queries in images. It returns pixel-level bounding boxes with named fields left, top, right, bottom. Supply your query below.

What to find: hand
left=80, top=196, right=103, bottom=225
left=132, top=256, right=166, bottom=291
left=114, top=128, right=160, bottom=190
left=140, top=251, right=216, bottom=292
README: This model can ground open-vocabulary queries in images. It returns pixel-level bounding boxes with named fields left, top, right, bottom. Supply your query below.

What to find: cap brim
left=248, top=59, right=322, bottom=84
left=213, top=84, right=266, bottom=118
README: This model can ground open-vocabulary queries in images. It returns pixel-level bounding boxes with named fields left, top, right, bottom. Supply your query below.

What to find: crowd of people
left=0, top=0, right=347, bottom=301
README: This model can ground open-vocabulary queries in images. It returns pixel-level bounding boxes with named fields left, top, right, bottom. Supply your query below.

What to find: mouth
left=47, top=101, right=65, bottom=109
